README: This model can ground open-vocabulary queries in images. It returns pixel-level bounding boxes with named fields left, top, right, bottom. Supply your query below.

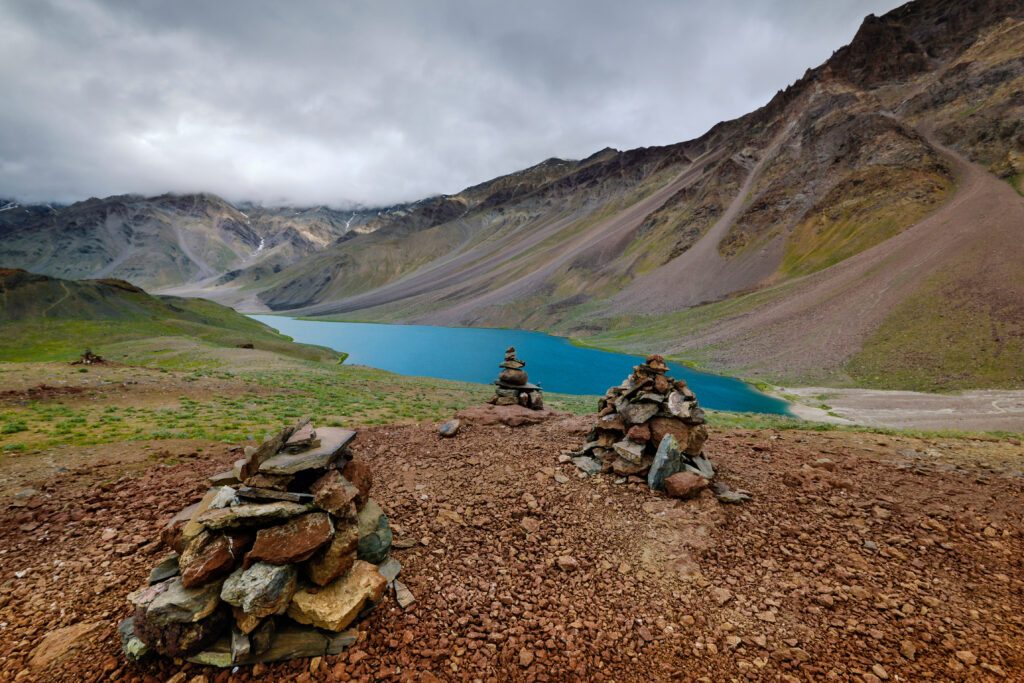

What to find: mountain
left=247, top=0, right=1024, bottom=390
left=0, top=268, right=336, bottom=363
left=0, top=193, right=394, bottom=293
left=2, top=0, right=1022, bottom=390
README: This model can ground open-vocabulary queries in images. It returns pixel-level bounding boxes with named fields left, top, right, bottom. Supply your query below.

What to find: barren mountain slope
left=252, top=0, right=1023, bottom=389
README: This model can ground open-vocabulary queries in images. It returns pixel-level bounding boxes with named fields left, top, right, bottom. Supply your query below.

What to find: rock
left=209, top=470, right=240, bottom=487
left=955, top=650, right=977, bottom=665
left=257, top=427, right=355, bottom=475
left=666, top=391, right=704, bottom=423
left=209, top=486, right=238, bottom=509
left=556, top=555, right=579, bottom=571
left=197, top=502, right=313, bottom=530
left=220, top=562, right=298, bottom=618
left=287, top=561, right=387, bottom=632
left=161, top=501, right=202, bottom=553
left=304, top=525, right=359, bottom=586
left=598, top=413, right=626, bottom=432
left=149, top=554, right=181, bottom=584
left=180, top=531, right=252, bottom=588
left=118, top=617, right=149, bottom=662
left=378, top=557, right=402, bottom=583
left=239, top=421, right=305, bottom=480
left=648, top=435, right=683, bottom=490
left=519, top=648, right=535, bottom=667
left=900, top=640, right=917, bottom=660
left=244, top=473, right=293, bottom=491
left=664, top=472, right=709, bottom=500
left=394, top=580, right=416, bottom=609
left=648, top=417, right=707, bottom=456
left=686, top=453, right=715, bottom=479
left=520, top=516, right=542, bottom=533
left=712, top=482, right=752, bottom=504
left=236, top=487, right=314, bottom=505
left=246, top=513, right=334, bottom=566
left=626, top=424, right=651, bottom=442
left=284, top=422, right=319, bottom=452
left=613, top=438, right=645, bottom=464
left=231, top=626, right=251, bottom=662
left=356, top=500, right=393, bottom=564
left=611, top=457, right=648, bottom=477
left=29, top=621, right=101, bottom=669
left=188, top=624, right=357, bottom=667
left=553, top=471, right=570, bottom=484
left=615, top=398, right=659, bottom=425
left=571, top=455, right=602, bottom=476
left=341, top=460, right=373, bottom=507
left=438, top=419, right=461, bottom=437
left=310, top=470, right=360, bottom=518
left=132, top=577, right=223, bottom=625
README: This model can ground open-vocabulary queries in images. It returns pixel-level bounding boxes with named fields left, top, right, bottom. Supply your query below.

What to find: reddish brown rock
left=304, top=526, right=360, bottom=586
left=311, top=470, right=360, bottom=519
left=664, top=472, right=709, bottom=500
left=626, top=424, right=651, bottom=443
left=648, top=417, right=707, bottom=456
left=653, top=373, right=671, bottom=394
left=341, top=460, right=373, bottom=508
left=246, top=513, right=334, bottom=566
left=160, top=502, right=200, bottom=553
left=180, top=531, right=252, bottom=588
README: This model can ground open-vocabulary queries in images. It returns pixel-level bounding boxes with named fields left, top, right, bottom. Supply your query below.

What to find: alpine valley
left=3, top=0, right=1022, bottom=391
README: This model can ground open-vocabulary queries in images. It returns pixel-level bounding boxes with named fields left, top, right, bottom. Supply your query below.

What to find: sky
left=0, top=0, right=903, bottom=208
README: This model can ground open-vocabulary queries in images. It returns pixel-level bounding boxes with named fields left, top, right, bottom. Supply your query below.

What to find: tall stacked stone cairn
left=488, top=346, right=544, bottom=410
left=120, top=419, right=408, bottom=668
left=573, top=354, right=721, bottom=497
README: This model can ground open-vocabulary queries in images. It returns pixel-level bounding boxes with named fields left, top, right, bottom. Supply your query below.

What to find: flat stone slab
left=236, top=487, right=314, bottom=505
left=258, top=427, right=356, bottom=475
left=197, top=502, right=313, bottom=530
left=495, top=381, right=541, bottom=390
left=187, top=624, right=358, bottom=667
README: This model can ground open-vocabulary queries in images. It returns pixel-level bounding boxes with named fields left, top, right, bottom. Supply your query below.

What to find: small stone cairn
left=488, top=346, right=544, bottom=410
left=120, top=419, right=410, bottom=668
left=573, top=354, right=727, bottom=499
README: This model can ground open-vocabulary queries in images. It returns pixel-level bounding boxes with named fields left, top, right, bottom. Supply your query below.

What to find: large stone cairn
left=574, top=354, right=715, bottom=491
left=120, top=420, right=407, bottom=668
left=488, top=346, right=544, bottom=410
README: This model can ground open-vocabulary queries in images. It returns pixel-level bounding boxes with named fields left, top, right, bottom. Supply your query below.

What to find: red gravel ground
left=1, top=418, right=1022, bottom=682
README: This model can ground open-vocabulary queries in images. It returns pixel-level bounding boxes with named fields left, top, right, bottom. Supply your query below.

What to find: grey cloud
left=0, top=0, right=901, bottom=207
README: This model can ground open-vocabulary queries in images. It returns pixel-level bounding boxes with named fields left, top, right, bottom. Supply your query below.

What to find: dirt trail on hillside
left=658, top=131, right=1024, bottom=379
left=611, top=121, right=797, bottom=314
left=2, top=420, right=1022, bottom=681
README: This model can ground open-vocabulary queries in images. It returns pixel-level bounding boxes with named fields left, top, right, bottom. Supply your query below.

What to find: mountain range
left=2, top=0, right=1022, bottom=390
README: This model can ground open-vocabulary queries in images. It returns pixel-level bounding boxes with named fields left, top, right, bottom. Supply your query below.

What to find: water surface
left=251, top=316, right=790, bottom=415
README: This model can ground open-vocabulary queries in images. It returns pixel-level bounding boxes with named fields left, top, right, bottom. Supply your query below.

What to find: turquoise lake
left=250, top=316, right=791, bottom=415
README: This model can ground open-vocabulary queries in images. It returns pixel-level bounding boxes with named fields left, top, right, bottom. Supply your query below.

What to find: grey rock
left=196, top=501, right=313, bottom=530
left=220, top=562, right=298, bottom=618
left=356, top=500, right=393, bottom=565
left=686, top=454, right=715, bottom=479
left=258, top=427, right=355, bottom=475
left=187, top=624, right=357, bottom=667
left=612, top=438, right=645, bottom=465
left=235, top=486, right=314, bottom=504
left=118, top=617, right=149, bottom=661
left=378, top=557, right=402, bottom=583
left=209, top=486, right=238, bottom=510
left=148, top=554, right=180, bottom=585
left=571, top=456, right=603, bottom=476
left=142, top=577, right=223, bottom=625
left=208, top=470, right=240, bottom=487
left=647, top=435, right=683, bottom=491
left=231, top=626, right=251, bottom=662
left=615, top=397, right=659, bottom=425
left=438, top=419, right=461, bottom=437
left=712, top=482, right=752, bottom=504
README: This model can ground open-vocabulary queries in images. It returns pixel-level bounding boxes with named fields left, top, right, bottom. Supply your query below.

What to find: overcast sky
left=0, top=0, right=902, bottom=208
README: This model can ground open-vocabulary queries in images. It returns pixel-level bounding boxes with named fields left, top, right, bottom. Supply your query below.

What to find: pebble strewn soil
left=1, top=418, right=1022, bottom=682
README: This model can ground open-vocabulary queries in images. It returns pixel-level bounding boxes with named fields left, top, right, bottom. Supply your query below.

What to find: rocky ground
left=1, top=417, right=1022, bottom=682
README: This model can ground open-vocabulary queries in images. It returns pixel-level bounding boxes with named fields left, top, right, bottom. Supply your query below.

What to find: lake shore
left=780, top=386, right=1024, bottom=434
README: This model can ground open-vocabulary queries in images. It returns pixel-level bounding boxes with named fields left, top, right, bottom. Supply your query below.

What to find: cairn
left=120, top=419, right=408, bottom=668
left=488, top=346, right=544, bottom=410
left=573, top=354, right=720, bottom=498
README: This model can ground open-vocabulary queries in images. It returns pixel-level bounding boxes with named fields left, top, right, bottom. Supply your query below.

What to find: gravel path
left=1, top=419, right=1022, bottom=681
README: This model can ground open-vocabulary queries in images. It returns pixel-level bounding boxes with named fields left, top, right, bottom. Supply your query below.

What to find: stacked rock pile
left=120, top=420, right=406, bottom=668
left=488, top=346, right=544, bottom=410
left=572, top=355, right=721, bottom=497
